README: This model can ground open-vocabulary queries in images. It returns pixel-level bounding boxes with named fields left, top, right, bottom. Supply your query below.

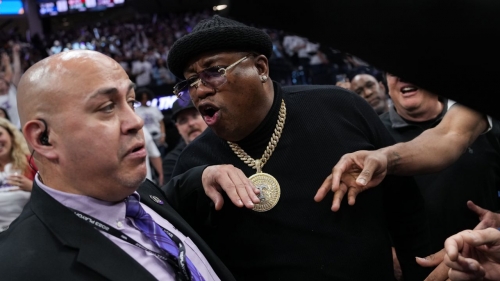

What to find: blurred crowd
left=1, top=9, right=382, bottom=95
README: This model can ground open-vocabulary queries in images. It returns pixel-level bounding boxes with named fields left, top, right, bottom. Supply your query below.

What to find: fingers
left=444, top=253, right=481, bottom=273
left=218, top=168, right=256, bottom=209
left=202, top=165, right=258, bottom=210
left=467, top=200, right=487, bottom=218
left=230, top=168, right=260, bottom=206
left=6, top=175, right=22, bottom=187
left=202, top=165, right=238, bottom=210
left=416, top=248, right=446, bottom=267
left=422, top=261, right=449, bottom=281
left=331, top=158, right=349, bottom=193
left=448, top=268, right=485, bottom=281
left=347, top=186, right=361, bottom=206
left=314, top=174, right=332, bottom=202
left=331, top=182, right=347, bottom=212
left=445, top=254, right=485, bottom=281
left=355, top=158, right=378, bottom=187
left=448, top=228, right=500, bottom=252
left=204, top=187, right=226, bottom=211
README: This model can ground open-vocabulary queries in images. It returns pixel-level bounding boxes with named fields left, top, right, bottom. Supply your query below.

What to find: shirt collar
left=388, top=97, right=448, bottom=129
left=35, top=173, right=138, bottom=226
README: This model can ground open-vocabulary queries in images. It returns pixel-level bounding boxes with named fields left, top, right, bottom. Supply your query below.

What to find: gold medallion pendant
left=227, top=99, right=287, bottom=212
left=249, top=172, right=281, bottom=212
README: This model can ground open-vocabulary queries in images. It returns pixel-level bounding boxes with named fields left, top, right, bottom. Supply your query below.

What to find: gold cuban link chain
left=227, top=99, right=286, bottom=173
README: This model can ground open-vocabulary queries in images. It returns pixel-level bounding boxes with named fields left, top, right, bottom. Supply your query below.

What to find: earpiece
left=38, top=119, right=50, bottom=146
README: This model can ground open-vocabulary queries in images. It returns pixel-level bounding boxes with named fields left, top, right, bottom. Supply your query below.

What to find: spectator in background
left=0, top=108, right=10, bottom=122
left=282, top=33, right=310, bottom=84
left=143, top=127, right=163, bottom=186
left=307, top=42, right=334, bottom=85
left=267, top=29, right=293, bottom=85
left=163, top=99, right=207, bottom=182
left=48, top=40, right=62, bottom=55
left=134, top=87, right=166, bottom=148
left=349, top=73, right=389, bottom=115
left=152, top=58, right=177, bottom=87
left=0, top=118, right=37, bottom=231
left=0, top=44, right=22, bottom=129
left=131, top=51, right=153, bottom=87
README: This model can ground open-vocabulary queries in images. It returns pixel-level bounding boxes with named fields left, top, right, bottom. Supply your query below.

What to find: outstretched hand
left=314, top=150, right=388, bottom=211
left=467, top=200, right=500, bottom=230
left=444, top=228, right=500, bottom=281
left=201, top=165, right=260, bottom=210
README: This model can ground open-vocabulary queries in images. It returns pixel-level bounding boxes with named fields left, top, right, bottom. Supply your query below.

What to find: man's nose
left=191, top=80, right=216, bottom=101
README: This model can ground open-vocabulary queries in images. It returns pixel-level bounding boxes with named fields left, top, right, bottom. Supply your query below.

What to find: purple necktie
left=125, top=194, right=205, bottom=281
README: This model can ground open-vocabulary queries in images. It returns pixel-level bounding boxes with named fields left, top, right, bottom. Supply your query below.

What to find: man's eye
left=129, top=100, right=139, bottom=110
left=101, top=103, right=115, bottom=112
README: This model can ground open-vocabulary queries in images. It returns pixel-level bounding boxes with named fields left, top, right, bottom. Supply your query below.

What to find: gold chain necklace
left=227, top=99, right=286, bottom=212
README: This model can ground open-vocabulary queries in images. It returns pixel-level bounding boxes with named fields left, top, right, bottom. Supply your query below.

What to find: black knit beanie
left=167, top=15, right=273, bottom=79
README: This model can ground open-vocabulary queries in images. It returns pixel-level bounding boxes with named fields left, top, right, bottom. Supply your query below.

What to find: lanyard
left=71, top=209, right=191, bottom=281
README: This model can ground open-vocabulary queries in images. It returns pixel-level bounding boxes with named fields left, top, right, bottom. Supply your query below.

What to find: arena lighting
left=213, top=4, right=227, bottom=11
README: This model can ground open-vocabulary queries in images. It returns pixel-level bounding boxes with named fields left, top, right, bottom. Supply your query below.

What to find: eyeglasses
left=173, top=56, right=248, bottom=101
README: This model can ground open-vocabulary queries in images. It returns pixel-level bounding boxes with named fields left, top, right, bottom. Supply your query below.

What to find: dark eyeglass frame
left=173, top=56, right=248, bottom=100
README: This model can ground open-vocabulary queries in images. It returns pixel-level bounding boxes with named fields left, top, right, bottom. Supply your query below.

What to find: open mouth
left=128, top=142, right=145, bottom=155
left=199, top=104, right=220, bottom=118
left=131, top=146, right=143, bottom=153
left=400, top=86, right=419, bottom=94
left=198, top=103, right=221, bottom=125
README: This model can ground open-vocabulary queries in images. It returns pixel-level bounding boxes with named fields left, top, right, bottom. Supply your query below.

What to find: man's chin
left=188, top=131, right=202, bottom=142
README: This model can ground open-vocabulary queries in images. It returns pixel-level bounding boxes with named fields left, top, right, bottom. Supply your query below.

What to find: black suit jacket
left=0, top=166, right=234, bottom=281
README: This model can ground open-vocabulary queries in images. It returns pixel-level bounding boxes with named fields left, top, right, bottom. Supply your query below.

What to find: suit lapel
left=138, top=179, right=236, bottom=281
left=30, top=183, right=157, bottom=281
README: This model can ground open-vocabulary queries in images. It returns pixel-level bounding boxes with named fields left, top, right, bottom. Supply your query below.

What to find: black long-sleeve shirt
left=162, top=140, right=186, bottom=183
left=165, top=83, right=432, bottom=281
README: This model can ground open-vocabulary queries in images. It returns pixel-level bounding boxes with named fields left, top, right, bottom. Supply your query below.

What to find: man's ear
left=23, top=120, right=58, bottom=161
left=254, top=54, right=269, bottom=77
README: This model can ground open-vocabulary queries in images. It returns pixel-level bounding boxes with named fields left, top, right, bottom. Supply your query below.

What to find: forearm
left=380, top=129, right=467, bottom=176
left=381, top=105, right=487, bottom=176
left=2, top=58, right=13, bottom=83
left=11, top=50, right=21, bottom=87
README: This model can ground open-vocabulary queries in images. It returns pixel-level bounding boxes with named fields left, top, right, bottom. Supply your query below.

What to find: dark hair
left=135, top=87, right=155, bottom=101
left=0, top=108, right=10, bottom=121
left=347, top=66, right=385, bottom=84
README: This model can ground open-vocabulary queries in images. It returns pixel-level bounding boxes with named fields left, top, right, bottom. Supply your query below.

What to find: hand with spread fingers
left=201, top=165, right=260, bottom=210
left=467, top=200, right=500, bottom=230
left=6, top=174, right=32, bottom=192
left=314, top=149, right=388, bottom=211
left=444, top=228, right=500, bottom=281
left=411, top=202, right=500, bottom=281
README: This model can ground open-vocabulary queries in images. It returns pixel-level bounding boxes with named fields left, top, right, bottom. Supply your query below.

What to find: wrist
left=380, top=147, right=400, bottom=175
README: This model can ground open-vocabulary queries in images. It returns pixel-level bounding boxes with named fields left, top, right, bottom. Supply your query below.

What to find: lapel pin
left=149, top=195, right=164, bottom=205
